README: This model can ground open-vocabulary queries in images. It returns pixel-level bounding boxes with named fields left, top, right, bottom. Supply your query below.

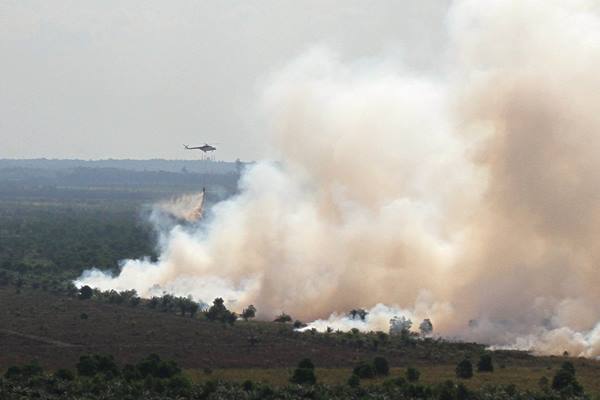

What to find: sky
left=0, top=0, right=450, bottom=161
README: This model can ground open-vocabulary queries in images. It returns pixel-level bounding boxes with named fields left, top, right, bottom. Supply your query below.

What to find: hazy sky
left=0, top=1, right=449, bottom=161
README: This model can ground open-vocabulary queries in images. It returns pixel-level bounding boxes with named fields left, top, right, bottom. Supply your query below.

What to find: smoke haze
left=77, top=0, right=600, bottom=357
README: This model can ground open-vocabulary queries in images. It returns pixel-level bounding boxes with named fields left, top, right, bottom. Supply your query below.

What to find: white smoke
left=76, top=1, right=600, bottom=357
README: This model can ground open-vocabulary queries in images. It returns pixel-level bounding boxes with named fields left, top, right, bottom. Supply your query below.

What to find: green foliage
left=78, top=285, right=93, bottom=299
left=456, top=359, right=473, bottom=379
left=552, top=361, right=583, bottom=395
left=353, top=361, right=375, bottom=379
left=136, top=354, right=181, bottom=379
left=290, top=358, right=316, bottom=385
left=347, top=373, right=360, bottom=387
left=290, top=367, right=316, bottom=385
left=54, top=368, right=75, bottom=381
left=206, top=297, right=237, bottom=324
left=297, top=358, right=315, bottom=370
left=477, top=353, right=494, bottom=372
left=4, top=362, right=43, bottom=381
left=406, top=366, right=420, bottom=382
left=241, top=304, right=256, bottom=321
left=242, top=379, right=254, bottom=391
left=373, top=356, right=390, bottom=376
left=274, top=312, right=292, bottom=323
left=0, top=357, right=593, bottom=400
left=76, top=354, right=120, bottom=378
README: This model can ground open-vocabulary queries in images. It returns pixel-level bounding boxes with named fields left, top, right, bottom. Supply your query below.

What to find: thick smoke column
left=77, top=1, right=600, bottom=357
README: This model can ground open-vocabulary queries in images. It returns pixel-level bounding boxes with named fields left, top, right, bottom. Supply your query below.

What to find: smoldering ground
left=77, top=1, right=600, bottom=357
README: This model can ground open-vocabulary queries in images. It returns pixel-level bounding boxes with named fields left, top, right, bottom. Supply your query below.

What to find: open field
left=188, top=365, right=600, bottom=393
left=2, top=286, right=600, bottom=394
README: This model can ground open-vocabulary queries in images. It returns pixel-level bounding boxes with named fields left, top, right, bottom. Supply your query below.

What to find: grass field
left=2, top=286, right=600, bottom=394
left=187, top=364, right=600, bottom=394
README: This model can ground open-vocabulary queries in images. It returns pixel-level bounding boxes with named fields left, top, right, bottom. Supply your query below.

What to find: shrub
left=137, top=354, right=181, bottom=379
left=552, top=362, right=583, bottom=395
left=456, top=359, right=473, bottom=379
left=122, top=364, right=142, bottom=382
left=437, top=380, right=455, bottom=400
left=242, top=379, right=254, bottom=391
left=76, top=354, right=119, bottom=378
left=353, top=361, right=375, bottom=379
left=297, top=358, right=314, bottom=370
left=290, top=368, right=316, bottom=385
left=477, top=353, right=494, bottom=372
left=456, top=383, right=470, bottom=400
left=348, top=373, right=360, bottom=387
left=241, top=305, right=256, bottom=321
left=79, top=285, right=93, bottom=300
left=393, top=376, right=407, bottom=387
left=4, top=366, right=22, bottom=380
left=373, top=357, right=389, bottom=376
left=293, top=320, right=307, bottom=329
left=54, top=368, right=75, bottom=381
left=274, top=313, right=292, bottom=323
left=166, top=374, right=192, bottom=395
left=206, top=298, right=237, bottom=324
left=4, top=362, right=44, bottom=380
left=406, top=367, right=420, bottom=382
left=290, top=358, right=316, bottom=385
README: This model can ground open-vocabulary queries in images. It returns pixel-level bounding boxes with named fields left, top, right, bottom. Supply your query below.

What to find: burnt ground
left=1, top=287, right=597, bottom=375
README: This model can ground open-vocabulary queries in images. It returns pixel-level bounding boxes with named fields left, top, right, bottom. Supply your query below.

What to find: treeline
left=1, top=354, right=588, bottom=400
left=0, top=167, right=240, bottom=192
left=78, top=285, right=252, bottom=324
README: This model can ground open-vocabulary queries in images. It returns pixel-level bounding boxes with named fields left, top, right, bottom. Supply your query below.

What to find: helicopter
left=183, top=143, right=217, bottom=153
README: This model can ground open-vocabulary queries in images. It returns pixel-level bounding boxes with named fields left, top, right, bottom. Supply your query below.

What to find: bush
left=297, top=358, right=315, bottom=370
left=477, top=353, right=494, bottom=372
left=4, top=362, right=44, bottom=380
left=4, top=366, right=22, bottom=380
left=456, top=382, right=470, bottom=400
left=406, top=367, right=420, bottom=382
left=293, top=320, right=307, bottom=329
left=206, top=298, right=237, bottom=324
left=241, top=305, right=256, bottom=321
left=373, top=357, right=390, bottom=376
left=456, top=359, right=473, bottom=379
left=54, top=368, right=75, bottom=381
left=290, top=368, right=316, bottom=385
left=552, top=362, right=583, bottom=395
left=274, top=313, right=292, bottom=323
left=348, top=373, right=360, bottom=387
left=290, top=358, right=316, bottom=385
left=353, top=361, right=375, bottom=379
left=166, top=374, right=192, bottom=395
left=76, top=354, right=119, bottom=378
left=137, top=354, right=181, bottom=379
left=78, top=285, right=93, bottom=300
left=242, top=379, right=254, bottom=391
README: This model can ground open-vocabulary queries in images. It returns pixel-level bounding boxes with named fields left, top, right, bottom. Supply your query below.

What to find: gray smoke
left=76, top=0, right=600, bottom=357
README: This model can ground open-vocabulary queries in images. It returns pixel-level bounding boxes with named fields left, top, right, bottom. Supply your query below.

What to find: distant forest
left=0, top=159, right=245, bottom=203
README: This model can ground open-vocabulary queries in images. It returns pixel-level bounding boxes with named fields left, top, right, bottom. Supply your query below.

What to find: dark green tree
left=456, top=359, right=473, bottom=379
left=241, top=304, right=256, bottom=321
left=406, top=367, right=420, bottom=382
left=373, top=357, right=390, bottom=376
left=477, top=353, right=494, bottom=372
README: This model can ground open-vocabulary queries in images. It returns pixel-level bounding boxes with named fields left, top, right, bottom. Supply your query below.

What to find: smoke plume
left=76, top=1, right=600, bottom=357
